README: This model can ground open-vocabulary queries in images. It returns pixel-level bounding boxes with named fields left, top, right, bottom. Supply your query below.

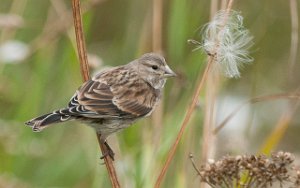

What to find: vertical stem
left=97, top=134, right=121, bottom=188
left=72, top=0, right=90, bottom=82
left=201, top=72, right=218, bottom=163
left=201, top=0, right=219, bottom=166
left=152, top=0, right=163, bottom=144
left=210, top=0, right=218, bottom=19
left=221, top=0, right=228, bottom=10
left=71, top=0, right=120, bottom=187
left=288, top=0, right=298, bottom=80
left=153, top=0, right=162, bottom=53
left=226, top=0, right=234, bottom=11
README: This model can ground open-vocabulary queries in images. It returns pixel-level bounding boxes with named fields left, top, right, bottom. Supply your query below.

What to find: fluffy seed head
left=196, top=10, right=254, bottom=78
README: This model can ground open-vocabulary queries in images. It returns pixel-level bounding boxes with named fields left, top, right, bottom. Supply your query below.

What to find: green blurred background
left=0, top=0, right=299, bottom=187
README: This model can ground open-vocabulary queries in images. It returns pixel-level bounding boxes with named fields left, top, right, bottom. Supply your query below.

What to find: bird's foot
left=100, top=141, right=115, bottom=161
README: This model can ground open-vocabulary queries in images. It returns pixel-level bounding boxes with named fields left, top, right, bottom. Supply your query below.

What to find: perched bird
left=25, top=53, right=176, bottom=159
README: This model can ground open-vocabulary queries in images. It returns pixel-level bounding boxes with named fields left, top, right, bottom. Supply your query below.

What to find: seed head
left=195, top=10, right=254, bottom=78
left=192, top=152, right=299, bottom=188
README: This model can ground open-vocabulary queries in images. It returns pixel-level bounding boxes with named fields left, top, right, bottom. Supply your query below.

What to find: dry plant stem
left=221, top=0, right=228, bottom=10
left=154, top=56, right=214, bottom=188
left=289, top=0, right=299, bottom=80
left=210, top=0, right=218, bottom=19
left=151, top=0, right=163, bottom=144
left=189, top=154, right=215, bottom=188
left=152, top=0, right=162, bottom=53
left=97, top=134, right=121, bottom=188
left=71, top=0, right=120, bottom=187
left=72, top=0, right=90, bottom=81
left=201, top=72, right=218, bottom=163
left=189, top=153, right=202, bottom=177
left=200, top=0, right=219, bottom=167
left=226, top=0, right=234, bottom=11
left=201, top=4, right=218, bottom=188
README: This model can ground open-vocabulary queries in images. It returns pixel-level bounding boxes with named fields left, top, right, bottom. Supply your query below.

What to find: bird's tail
left=25, top=110, right=73, bottom=132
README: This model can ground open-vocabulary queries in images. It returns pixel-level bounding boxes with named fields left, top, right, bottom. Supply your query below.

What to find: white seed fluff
left=200, top=10, right=254, bottom=78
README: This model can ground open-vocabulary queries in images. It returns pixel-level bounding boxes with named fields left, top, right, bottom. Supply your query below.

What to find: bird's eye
left=151, top=65, right=158, bottom=70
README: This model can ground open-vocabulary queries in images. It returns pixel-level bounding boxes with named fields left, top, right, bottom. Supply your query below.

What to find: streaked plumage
left=25, top=53, right=175, bottom=159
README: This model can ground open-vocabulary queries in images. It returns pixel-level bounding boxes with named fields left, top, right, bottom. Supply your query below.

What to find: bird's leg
left=105, top=141, right=115, bottom=160
left=100, top=141, right=115, bottom=161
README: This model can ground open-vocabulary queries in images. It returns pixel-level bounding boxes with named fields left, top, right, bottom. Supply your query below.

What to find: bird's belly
left=86, top=118, right=134, bottom=136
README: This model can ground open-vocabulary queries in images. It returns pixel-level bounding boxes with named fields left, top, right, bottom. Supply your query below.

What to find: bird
left=25, top=53, right=176, bottom=160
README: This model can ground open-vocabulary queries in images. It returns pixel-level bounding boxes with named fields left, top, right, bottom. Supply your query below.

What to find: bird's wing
left=64, top=79, right=129, bottom=118
left=65, top=69, right=155, bottom=119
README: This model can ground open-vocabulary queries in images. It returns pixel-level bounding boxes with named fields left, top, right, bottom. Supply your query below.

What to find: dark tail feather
left=25, top=110, right=72, bottom=132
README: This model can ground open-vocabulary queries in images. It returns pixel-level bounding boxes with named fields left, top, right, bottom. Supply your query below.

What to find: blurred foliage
left=0, top=0, right=299, bottom=187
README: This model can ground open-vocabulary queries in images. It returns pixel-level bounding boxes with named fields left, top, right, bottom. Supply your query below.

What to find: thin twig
left=189, top=153, right=203, bottom=177
left=189, top=153, right=216, bottom=188
left=71, top=0, right=120, bottom=187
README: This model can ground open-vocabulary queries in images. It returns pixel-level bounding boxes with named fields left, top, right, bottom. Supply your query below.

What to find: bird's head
left=130, top=53, right=176, bottom=89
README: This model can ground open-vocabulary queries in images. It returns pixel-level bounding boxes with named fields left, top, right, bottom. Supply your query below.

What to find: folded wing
left=65, top=70, right=155, bottom=119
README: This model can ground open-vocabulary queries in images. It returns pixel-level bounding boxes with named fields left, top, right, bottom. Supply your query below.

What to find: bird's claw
left=100, top=142, right=115, bottom=161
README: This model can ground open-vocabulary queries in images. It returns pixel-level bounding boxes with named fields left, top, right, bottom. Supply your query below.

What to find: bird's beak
left=164, top=65, right=177, bottom=78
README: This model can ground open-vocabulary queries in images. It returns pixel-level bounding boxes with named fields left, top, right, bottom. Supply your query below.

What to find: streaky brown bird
left=25, top=53, right=176, bottom=159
